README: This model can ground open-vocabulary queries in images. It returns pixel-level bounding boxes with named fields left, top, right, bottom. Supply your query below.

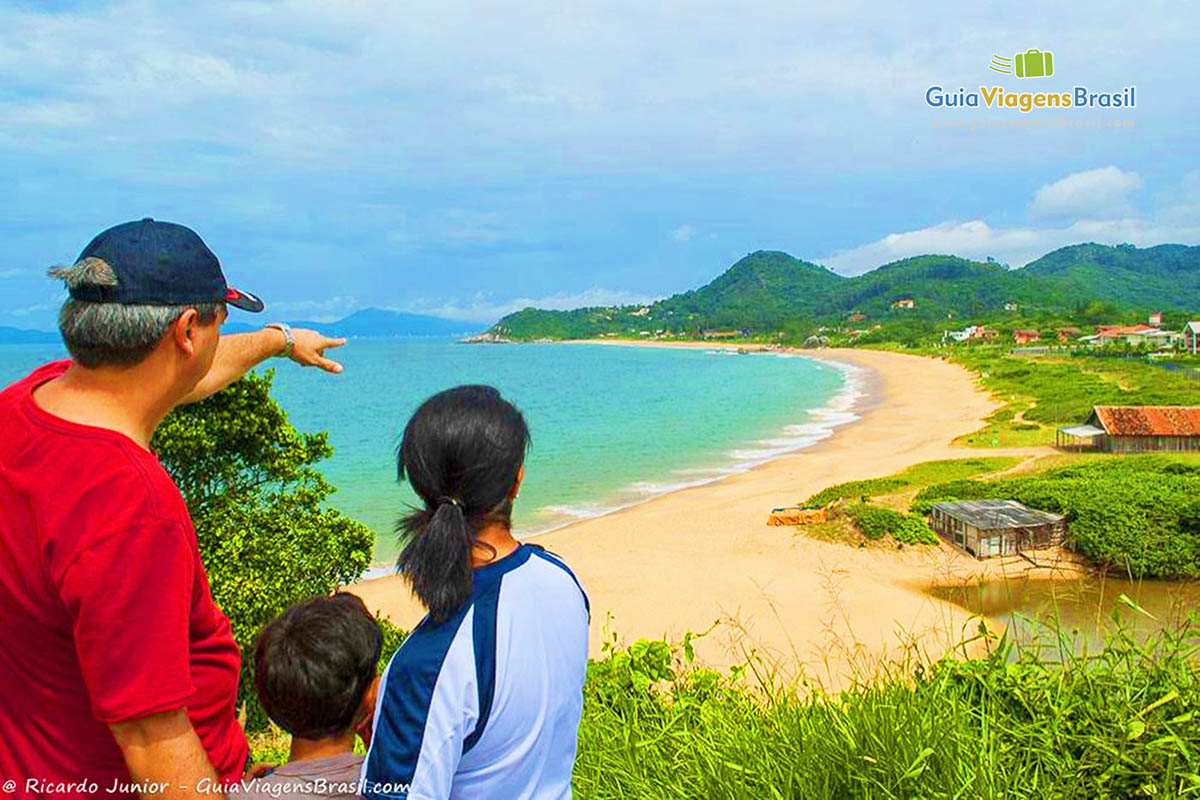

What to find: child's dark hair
left=254, top=593, right=383, bottom=740
left=396, top=384, right=530, bottom=621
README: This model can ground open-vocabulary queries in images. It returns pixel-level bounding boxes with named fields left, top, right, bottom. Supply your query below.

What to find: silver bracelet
left=264, top=322, right=294, bottom=359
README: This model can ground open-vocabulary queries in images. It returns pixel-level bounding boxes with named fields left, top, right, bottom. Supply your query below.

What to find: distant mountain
left=1022, top=243, right=1200, bottom=308
left=490, top=243, right=1200, bottom=339
left=225, top=307, right=479, bottom=337
left=0, top=326, right=60, bottom=345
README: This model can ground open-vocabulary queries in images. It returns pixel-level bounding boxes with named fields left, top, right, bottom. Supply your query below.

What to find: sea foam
left=523, top=354, right=869, bottom=538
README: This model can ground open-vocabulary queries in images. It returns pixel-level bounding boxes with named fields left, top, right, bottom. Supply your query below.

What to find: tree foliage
left=153, top=370, right=375, bottom=728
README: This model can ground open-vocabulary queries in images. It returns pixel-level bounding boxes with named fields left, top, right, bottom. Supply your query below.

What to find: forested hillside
left=490, top=243, right=1200, bottom=340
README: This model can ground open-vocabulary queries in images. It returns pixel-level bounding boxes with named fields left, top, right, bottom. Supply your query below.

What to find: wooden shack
left=930, top=500, right=1066, bottom=559
left=1057, top=406, right=1200, bottom=453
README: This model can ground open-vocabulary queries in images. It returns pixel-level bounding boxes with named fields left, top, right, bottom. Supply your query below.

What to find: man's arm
left=110, top=709, right=223, bottom=799
left=181, top=328, right=347, bottom=404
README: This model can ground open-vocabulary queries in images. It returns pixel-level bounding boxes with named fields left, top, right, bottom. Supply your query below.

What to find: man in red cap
left=0, top=220, right=347, bottom=798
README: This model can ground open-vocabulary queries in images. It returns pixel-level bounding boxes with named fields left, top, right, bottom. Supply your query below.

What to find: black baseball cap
left=69, top=218, right=264, bottom=313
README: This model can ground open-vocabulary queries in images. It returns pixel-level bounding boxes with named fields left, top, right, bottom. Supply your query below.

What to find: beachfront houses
left=1081, top=314, right=1182, bottom=349
left=1012, top=329, right=1041, bottom=345
left=1083, top=324, right=1162, bottom=347
left=1057, top=405, right=1200, bottom=453
left=930, top=500, right=1066, bottom=559
left=1057, top=327, right=1081, bottom=343
left=943, top=325, right=999, bottom=344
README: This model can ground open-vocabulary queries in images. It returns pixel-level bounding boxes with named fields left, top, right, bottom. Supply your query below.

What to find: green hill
left=653, top=251, right=841, bottom=328
left=1022, top=243, right=1200, bottom=308
left=489, top=243, right=1200, bottom=340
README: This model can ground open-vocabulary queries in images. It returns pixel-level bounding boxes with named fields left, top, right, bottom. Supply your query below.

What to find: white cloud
left=670, top=224, right=697, bottom=242
left=406, top=288, right=660, bottom=324
left=3, top=2, right=1194, bottom=174
left=1030, top=166, right=1143, bottom=219
left=819, top=169, right=1200, bottom=274
left=0, top=268, right=29, bottom=279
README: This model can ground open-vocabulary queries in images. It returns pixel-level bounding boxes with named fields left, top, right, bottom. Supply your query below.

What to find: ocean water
left=0, top=339, right=862, bottom=565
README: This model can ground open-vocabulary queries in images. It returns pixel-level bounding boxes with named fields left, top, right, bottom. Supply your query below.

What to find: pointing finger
left=314, top=355, right=344, bottom=374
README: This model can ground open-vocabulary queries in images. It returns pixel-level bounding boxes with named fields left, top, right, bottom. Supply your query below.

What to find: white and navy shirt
left=362, top=544, right=589, bottom=800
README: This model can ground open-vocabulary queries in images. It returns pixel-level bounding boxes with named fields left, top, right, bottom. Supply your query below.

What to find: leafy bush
left=913, top=456, right=1200, bottom=578
left=844, top=503, right=939, bottom=545
left=154, top=371, right=377, bottom=729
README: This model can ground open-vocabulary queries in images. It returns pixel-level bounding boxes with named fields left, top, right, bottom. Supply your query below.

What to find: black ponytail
left=396, top=385, right=530, bottom=621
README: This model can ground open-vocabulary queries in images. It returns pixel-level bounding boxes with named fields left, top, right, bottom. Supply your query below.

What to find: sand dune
left=353, top=344, right=1064, bottom=685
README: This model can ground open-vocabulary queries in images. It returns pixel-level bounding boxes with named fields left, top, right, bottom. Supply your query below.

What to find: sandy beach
left=353, top=342, right=1063, bottom=684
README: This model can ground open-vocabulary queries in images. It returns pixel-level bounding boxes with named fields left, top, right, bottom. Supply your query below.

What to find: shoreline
left=520, top=347, right=873, bottom=534
left=353, top=341, right=1064, bottom=684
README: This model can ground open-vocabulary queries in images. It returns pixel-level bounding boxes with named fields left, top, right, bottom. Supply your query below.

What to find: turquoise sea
left=0, top=339, right=863, bottom=567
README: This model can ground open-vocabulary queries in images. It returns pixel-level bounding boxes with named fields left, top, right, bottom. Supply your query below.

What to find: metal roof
left=1058, top=424, right=1105, bottom=437
left=1092, top=406, right=1200, bottom=437
left=932, top=500, right=1064, bottom=529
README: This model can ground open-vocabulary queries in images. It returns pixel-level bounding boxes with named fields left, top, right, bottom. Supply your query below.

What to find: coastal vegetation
left=948, top=347, right=1200, bottom=447
left=797, top=448, right=1200, bottom=580
left=573, top=623, right=1200, bottom=799
left=914, top=455, right=1200, bottom=580
left=842, top=503, right=939, bottom=545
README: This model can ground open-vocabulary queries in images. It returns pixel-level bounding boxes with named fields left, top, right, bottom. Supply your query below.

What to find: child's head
left=255, top=593, right=383, bottom=742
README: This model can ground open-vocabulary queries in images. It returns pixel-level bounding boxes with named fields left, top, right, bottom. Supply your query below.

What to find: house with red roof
left=1057, top=406, right=1200, bottom=453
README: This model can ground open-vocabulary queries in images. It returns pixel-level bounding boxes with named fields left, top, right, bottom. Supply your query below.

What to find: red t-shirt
left=0, top=361, right=248, bottom=796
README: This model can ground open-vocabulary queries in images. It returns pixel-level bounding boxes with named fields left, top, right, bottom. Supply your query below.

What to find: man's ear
left=509, top=464, right=525, bottom=501
left=171, top=308, right=200, bottom=356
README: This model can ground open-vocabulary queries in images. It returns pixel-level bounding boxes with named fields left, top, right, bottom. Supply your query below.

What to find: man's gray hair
left=50, top=257, right=222, bottom=368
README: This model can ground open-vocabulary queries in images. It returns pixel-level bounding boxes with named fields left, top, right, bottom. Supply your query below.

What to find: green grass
left=575, top=621, right=1200, bottom=799
left=948, top=348, right=1200, bottom=449
left=957, top=420, right=1055, bottom=448
left=803, top=457, right=1020, bottom=507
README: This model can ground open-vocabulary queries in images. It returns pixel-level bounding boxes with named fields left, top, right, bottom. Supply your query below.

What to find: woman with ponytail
left=362, top=385, right=589, bottom=800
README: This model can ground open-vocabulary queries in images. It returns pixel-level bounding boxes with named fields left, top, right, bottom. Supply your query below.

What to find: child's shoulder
left=240, top=753, right=365, bottom=800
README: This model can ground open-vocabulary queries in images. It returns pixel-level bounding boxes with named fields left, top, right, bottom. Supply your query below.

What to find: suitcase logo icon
left=989, top=49, right=1054, bottom=78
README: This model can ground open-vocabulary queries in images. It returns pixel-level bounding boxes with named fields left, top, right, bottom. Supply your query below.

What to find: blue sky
left=1, top=0, right=1197, bottom=329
